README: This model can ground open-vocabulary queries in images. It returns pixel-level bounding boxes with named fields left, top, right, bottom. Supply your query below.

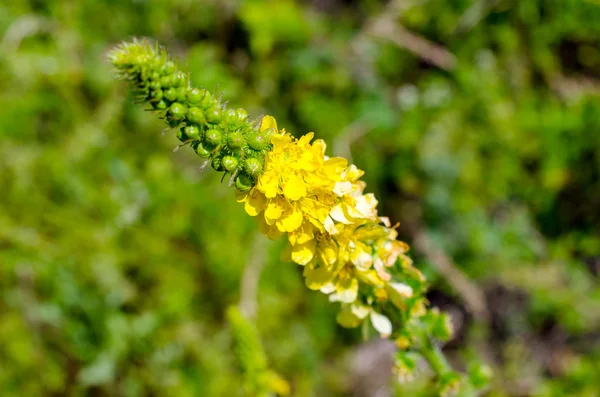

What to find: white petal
left=320, top=283, right=336, bottom=294
left=389, top=282, right=413, bottom=298
left=330, top=204, right=352, bottom=224
left=351, top=304, right=371, bottom=319
left=324, top=216, right=339, bottom=234
left=370, top=312, right=392, bottom=338
left=333, top=181, right=353, bottom=196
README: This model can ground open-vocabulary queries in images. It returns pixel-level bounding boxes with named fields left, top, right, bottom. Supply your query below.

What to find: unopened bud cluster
left=108, top=39, right=273, bottom=190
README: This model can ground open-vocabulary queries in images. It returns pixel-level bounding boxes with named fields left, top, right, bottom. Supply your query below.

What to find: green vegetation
left=1, top=1, right=599, bottom=396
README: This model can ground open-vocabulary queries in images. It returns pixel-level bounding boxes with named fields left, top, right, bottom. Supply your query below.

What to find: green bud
left=183, top=125, right=200, bottom=140
left=153, top=100, right=167, bottom=110
left=150, top=72, right=160, bottom=82
left=227, top=132, right=245, bottom=149
left=226, top=109, right=240, bottom=126
left=194, top=141, right=211, bottom=158
left=212, top=155, right=224, bottom=171
left=161, top=61, right=176, bottom=75
left=187, top=107, right=204, bottom=125
left=222, top=155, right=239, bottom=172
left=148, top=89, right=163, bottom=102
left=205, top=129, right=223, bottom=147
left=244, top=158, right=262, bottom=177
left=201, top=93, right=216, bottom=108
left=176, top=128, right=186, bottom=142
left=235, top=174, right=253, bottom=191
left=163, top=88, right=177, bottom=102
left=206, top=108, right=221, bottom=124
left=172, top=71, right=186, bottom=87
left=247, top=132, right=269, bottom=150
left=236, top=108, right=249, bottom=121
left=176, top=87, right=187, bottom=102
left=148, top=80, right=161, bottom=91
left=169, top=103, right=187, bottom=120
left=160, top=75, right=172, bottom=88
left=188, top=88, right=204, bottom=105
left=262, top=127, right=275, bottom=141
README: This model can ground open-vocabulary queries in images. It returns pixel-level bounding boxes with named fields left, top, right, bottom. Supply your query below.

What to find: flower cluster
left=110, top=40, right=488, bottom=394
left=238, top=117, right=427, bottom=336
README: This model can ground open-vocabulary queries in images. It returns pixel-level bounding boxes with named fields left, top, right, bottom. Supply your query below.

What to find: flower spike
left=109, top=39, right=489, bottom=395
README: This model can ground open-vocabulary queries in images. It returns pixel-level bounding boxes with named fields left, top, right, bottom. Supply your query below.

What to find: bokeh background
left=1, top=0, right=600, bottom=396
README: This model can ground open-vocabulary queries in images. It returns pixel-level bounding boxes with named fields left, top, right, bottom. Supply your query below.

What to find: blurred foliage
left=0, top=0, right=599, bottom=396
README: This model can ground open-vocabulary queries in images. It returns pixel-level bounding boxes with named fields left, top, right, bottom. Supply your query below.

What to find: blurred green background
left=1, top=0, right=600, bottom=396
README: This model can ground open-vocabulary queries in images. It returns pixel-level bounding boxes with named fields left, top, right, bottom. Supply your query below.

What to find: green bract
left=108, top=39, right=272, bottom=189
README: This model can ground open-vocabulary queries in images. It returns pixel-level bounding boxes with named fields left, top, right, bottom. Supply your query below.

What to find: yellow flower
left=238, top=118, right=350, bottom=264
left=237, top=115, right=423, bottom=330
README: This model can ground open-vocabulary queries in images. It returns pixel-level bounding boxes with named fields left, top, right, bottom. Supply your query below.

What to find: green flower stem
left=418, top=333, right=452, bottom=377
left=108, top=39, right=273, bottom=191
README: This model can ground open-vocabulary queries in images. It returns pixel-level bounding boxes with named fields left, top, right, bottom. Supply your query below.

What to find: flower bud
left=176, top=87, right=187, bottom=102
left=236, top=108, right=248, bottom=121
left=148, top=80, right=161, bottom=91
left=168, top=103, right=187, bottom=121
left=205, top=129, right=223, bottom=147
left=227, top=132, right=245, bottom=149
left=153, top=100, right=167, bottom=110
left=244, top=158, right=262, bottom=177
left=171, top=71, right=186, bottom=87
left=187, top=107, right=204, bottom=125
left=193, top=141, right=211, bottom=158
left=212, top=155, right=224, bottom=171
left=160, top=61, right=176, bottom=75
left=148, top=89, right=163, bottom=102
left=247, top=132, right=269, bottom=150
left=183, top=125, right=199, bottom=140
left=206, top=108, right=221, bottom=124
left=222, top=155, right=239, bottom=172
left=226, top=109, right=239, bottom=125
left=163, top=88, right=177, bottom=102
left=235, top=174, right=253, bottom=191
left=160, top=75, right=172, bottom=88
left=188, top=88, right=204, bottom=105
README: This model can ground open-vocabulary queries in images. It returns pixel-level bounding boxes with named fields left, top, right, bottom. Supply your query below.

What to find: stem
left=418, top=332, right=452, bottom=377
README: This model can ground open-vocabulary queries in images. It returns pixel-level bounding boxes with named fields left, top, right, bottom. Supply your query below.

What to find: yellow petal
left=259, top=217, right=283, bottom=240
left=303, top=264, right=334, bottom=290
left=244, top=190, right=266, bottom=217
left=258, top=175, right=279, bottom=198
left=276, top=207, right=303, bottom=232
left=282, top=175, right=307, bottom=201
left=336, top=303, right=370, bottom=328
left=289, top=223, right=314, bottom=245
left=235, top=190, right=248, bottom=203
left=323, top=157, right=348, bottom=179
left=297, top=132, right=314, bottom=146
left=264, top=199, right=284, bottom=221
left=343, top=164, right=364, bottom=181
left=330, top=278, right=358, bottom=303
left=260, top=115, right=278, bottom=132
left=319, top=240, right=338, bottom=266
left=312, top=139, right=327, bottom=157
left=291, top=240, right=316, bottom=266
